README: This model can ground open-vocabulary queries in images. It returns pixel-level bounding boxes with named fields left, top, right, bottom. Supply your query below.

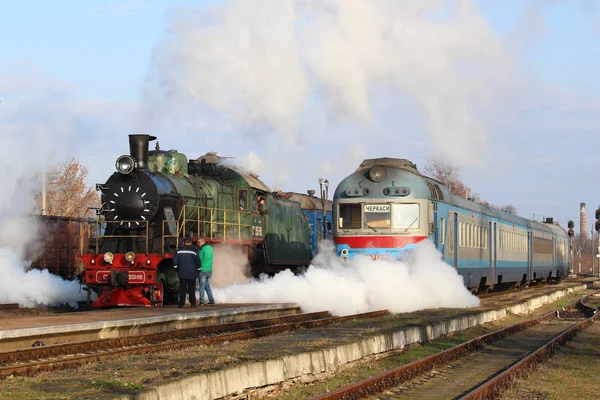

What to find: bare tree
left=499, top=204, right=517, bottom=215
left=34, top=157, right=100, bottom=218
left=423, top=157, right=459, bottom=187
left=423, top=157, right=470, bottom=198
left=423, top=157, right=517, bottom=214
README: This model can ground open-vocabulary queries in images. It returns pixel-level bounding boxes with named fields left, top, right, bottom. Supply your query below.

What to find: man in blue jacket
left=173, top=237, right=201, bottom=308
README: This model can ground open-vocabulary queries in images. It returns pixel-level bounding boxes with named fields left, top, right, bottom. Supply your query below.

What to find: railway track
left=0, top=310, right=388, bottom=380
left=313, top=292, right=600, bottom=400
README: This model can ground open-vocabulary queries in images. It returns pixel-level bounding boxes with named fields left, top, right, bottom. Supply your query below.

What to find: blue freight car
left=290, top=192, right=333, bottom=259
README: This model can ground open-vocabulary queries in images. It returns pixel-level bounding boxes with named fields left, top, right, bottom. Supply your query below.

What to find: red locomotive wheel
left=153, top=280, right=164, bottom=307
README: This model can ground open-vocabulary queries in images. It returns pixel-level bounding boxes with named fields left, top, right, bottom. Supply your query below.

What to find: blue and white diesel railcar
left=333, top=158, right=570, bottom=291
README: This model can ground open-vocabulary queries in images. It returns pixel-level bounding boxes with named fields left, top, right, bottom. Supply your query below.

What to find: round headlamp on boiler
left=115, top=155, right=136, bottom=175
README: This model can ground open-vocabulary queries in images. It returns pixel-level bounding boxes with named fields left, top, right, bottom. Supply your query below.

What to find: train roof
left=289, top=193, right=333, bottom=212
left=227, top=167, right=271, bottom=192
left=336, top=157, right=567, bottom=237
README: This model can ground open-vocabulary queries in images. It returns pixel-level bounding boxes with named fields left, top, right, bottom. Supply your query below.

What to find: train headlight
left=369, top=166, right=386, bottom=182
left=125, top=251, right=136, bottom=262
left=103, top=252, right=114, bottom=263
left=115, top=155, right=136, bottom=175
left=341, top=248, right=349, bottom=257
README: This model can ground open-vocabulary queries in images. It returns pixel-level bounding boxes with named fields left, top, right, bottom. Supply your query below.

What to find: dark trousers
left=179, top=279, right=196, bottom=307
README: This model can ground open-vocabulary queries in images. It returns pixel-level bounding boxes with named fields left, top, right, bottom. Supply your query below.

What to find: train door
left=552, top=237, right=556, bottom=269
left=490, top=222, right=497, bottom=284
left=488, top=221, right=493, bottom=281
left=453, top=212, right=458, bottom=269
left=527, top=231, right=533, bottom=281
left=433, top=210, right=438, bottom=248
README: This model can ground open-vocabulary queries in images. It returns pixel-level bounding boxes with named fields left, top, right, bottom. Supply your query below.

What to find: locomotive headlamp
left=115, top=155, right=136, bottom=175
left=125, top=251, right=136, bottom=262
left=369, top=166, right=386, bottom=182
left=341, top=248, right=349, bottom=256
left=103, top=252, right=114, bottom=263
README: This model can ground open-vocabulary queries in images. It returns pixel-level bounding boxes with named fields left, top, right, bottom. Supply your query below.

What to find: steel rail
left=459, top=300, right=599, bottom=400
left=312, top=294, right=595, bottom=400
left=0, top=310, right=388, bottom=379
left=0, top=311, right=332, bottom=364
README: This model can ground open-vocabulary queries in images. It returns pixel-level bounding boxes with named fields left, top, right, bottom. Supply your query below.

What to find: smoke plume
left=0, top=68, right=90, bottom=308
left=214, top=240, right=480, bottom=316
left=145, top=0, right=513, bottom=168
left=211, top=244, right=252, bottom=288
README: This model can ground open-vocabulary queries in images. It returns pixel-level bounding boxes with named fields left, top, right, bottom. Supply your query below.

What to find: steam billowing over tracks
left=312, top=291, right=600, bottom=400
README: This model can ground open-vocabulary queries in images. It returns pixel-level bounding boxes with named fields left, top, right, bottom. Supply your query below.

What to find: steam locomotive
left=333, top=158, right=571, bottom=292
left=79, top=134, right=331, bottom=308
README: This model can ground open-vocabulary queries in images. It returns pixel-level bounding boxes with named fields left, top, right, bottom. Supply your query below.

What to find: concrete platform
left=0, top=303, right=300, bottom=351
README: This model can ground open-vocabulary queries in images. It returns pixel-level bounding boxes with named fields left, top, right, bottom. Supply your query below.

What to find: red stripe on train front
left=334, top=236, right=428, bottom=248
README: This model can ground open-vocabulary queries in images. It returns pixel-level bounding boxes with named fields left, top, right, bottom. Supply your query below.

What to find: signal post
left=568, top=220, right=575, bottom=275
left=596, top=207, right=600, bottom=276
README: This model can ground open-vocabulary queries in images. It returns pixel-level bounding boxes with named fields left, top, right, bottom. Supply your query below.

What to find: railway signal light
left=567, top=220, right=574, bottom=238
left=596, top=208, right=600, bottom=232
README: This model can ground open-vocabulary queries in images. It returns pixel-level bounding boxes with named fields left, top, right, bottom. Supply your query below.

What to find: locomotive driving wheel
left=153, top=280, right=164, bottom=307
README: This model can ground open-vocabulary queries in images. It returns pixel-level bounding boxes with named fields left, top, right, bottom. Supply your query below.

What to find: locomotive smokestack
left=580, top=202, right=587, bottom=239
left=129, top=134, right=157, bottom=170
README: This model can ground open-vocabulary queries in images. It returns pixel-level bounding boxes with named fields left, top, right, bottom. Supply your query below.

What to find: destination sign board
left=364, top=204, right=390, bottom=213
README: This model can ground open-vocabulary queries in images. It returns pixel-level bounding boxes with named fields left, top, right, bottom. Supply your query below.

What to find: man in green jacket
left=197, top=237, right=215, bottom=306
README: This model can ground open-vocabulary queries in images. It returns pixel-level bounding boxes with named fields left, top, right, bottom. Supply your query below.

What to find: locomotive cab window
left=364, top=204, right=391, bottom=229
left=338, top=204, right=362, bottom=229
left=238, top=189, right=248, bottom=211
left=391, top=203, right=420, bottom=229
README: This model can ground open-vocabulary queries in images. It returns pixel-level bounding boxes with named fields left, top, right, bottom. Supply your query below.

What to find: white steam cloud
left=146, top=0, right=513, bottom=167
left=214, top=240, right=479, bottom=316
left=0, top=68, right=89, bottom=308
left=211, top=244, right=251, bottom=288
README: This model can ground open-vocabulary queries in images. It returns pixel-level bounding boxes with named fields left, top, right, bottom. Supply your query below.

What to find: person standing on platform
left=173, top=237, right=200, bottom=308
left=197, top=237, right=215, bottom=306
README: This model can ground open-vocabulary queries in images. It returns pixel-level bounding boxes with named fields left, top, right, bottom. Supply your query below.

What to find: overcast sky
left=1, top=0, right=599, bottom=231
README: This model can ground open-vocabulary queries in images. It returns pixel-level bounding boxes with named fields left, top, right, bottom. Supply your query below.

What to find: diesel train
left=333, top=158, right=571, bottom=292
left=79, top=134, right=331, bottom=308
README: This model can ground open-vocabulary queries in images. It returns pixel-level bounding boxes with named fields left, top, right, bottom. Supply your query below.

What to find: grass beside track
left=269, top=289, right=598, bottom=400
left=501, top=322, right=600, bottom=400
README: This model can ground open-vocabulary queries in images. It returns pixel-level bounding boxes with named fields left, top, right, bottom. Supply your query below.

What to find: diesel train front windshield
left=338, top=203, right=420, bottom=231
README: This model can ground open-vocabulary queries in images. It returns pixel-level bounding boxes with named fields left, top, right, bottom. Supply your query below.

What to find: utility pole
left=318, top=178, right=329, bottom=243
left=41, top=171, right=60, bottom=216
left=592, top=228, right=595, bottom=275
left=41, top=172, right=47, bottom=216
left=595, top=207, right=600, bottom=276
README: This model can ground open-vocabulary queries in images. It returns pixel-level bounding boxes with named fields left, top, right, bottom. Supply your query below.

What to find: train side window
left=440, top=217, right=445, bottom=245
left=238, top=189, right=248, bottom=211
left=469, top=224, right=473, bottom=248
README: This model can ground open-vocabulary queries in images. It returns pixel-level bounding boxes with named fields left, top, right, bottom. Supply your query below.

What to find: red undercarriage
left=79, top=253, right=168, bottom=308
